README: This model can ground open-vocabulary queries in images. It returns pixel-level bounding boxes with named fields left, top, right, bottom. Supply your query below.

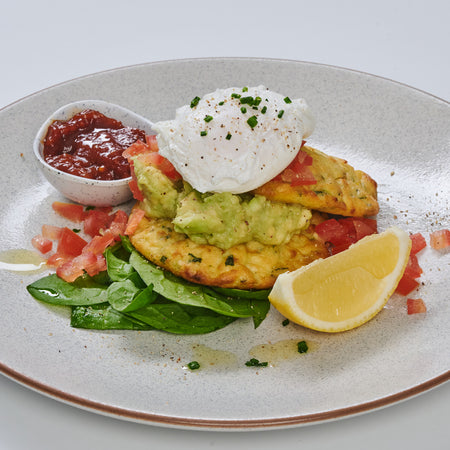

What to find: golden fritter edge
left=129, top=211, right=329, bottom=290
left=253, top=146, right=379, bottom=217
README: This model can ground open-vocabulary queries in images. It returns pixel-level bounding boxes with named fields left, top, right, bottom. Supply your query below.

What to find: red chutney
left=43, top=109, right=146, bottom=181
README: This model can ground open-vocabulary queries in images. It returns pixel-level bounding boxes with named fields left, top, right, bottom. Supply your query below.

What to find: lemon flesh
left=269, top=227, right=411, bottom=332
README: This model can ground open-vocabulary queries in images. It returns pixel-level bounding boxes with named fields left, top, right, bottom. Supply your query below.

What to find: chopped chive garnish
left=247, top=115, right=258, bottom=128
left=245, top=358, right=268, bottom=367
left=204, top=115, right=213, bottom=122
left=254, top=96, right=262, bottom=106
left=218, top=101, right=224, bottom=105
left=278, top=110, right=285, bottom=118
left=284, top=96, right=292, bottom=104
left=231, top=93, right=241, bottom=99
left=252, top=106, right=258, bottom=110
left=190, top=96, right=200, bottom=108
left=242, top=86, right=248, bottom=92
left=240, top=96, right=254, bottom=105
left=240, top=106, right=247, bottom=113
left=226, top=133, right=232, bottom=140
left=282, top=318, right=290, bottom=326
left=261, top=105, right=267, bottom=114
left=187, top=361, right=200, bottom=370
left=200, top=130, right=207, bottom=136
left=297, top=340, right=308, bottom=354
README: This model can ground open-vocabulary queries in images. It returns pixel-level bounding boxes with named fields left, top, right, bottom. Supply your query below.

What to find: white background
left=1, top=0, right=449, bottom=449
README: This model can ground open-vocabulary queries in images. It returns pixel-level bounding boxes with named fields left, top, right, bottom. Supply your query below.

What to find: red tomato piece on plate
left=407, top=298, right=427, bottom=314
left=83, top=209, right=114, bottom=237
left=429, top=229, right=450, bottom=250
left=42, top=224, right=63, bottom=240
left=410, top=232, right=427, bottom=254
left=125, top=208, right=146, bottom=235
left=31, top=235, right=53, bottom=254
left=395, top=273, right=420, bottom=296
left=52, top=201, right=85, bottom=222
left=56, top=227, right=88, bottom=257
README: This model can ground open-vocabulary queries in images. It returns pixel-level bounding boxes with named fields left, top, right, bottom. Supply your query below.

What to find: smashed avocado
left=134, top=157, right=312, bottom=250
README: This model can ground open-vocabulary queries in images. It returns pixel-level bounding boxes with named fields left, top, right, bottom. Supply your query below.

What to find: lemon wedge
left=269, top=226, right=411, bottom=332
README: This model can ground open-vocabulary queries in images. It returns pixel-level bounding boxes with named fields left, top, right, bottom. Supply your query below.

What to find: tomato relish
left=43, top=109, right=146, bottom=181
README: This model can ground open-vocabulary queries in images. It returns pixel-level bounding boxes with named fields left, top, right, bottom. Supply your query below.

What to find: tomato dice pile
left=315, top=217, right=378, bottom=255
left=31, top=201, right=142, bottom=283
left=274, top=145, right=317, bottom=186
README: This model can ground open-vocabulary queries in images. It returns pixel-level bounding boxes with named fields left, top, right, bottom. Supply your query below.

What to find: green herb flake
left=231, top=93, right=241, bottom=99
left=278, top=110, right=285, bottom=119
left=240, top=106, right=247, bottom=114
left=245, top=358, right=268, bottom=367
left=242, top=86, right=248, bottom=92
left=284, top=96, right=292, bottom=104
left=218, top=101, right=225, bottom=105
left=200, top=130, right=208, bottom=137
left=254, top=96, right=262, bottom=106
left=297, top=340, right=308, bottom=354
left=261, top=105, right=267, bottom=114
left=72, top=228, right=81, bottom=233
left=282, top=318, right=290, bottom=326
left=240, top=96, right=254, bottom=105
left=225, top=255, right=234, bottom=266
left=247, top=115, right=258, bottom=129
left=190, top=96, right=201, bottom=108
left=225, top=133, right=232, bottom=140
left=188, top=253, right=202, bottom=263
left=204, top=115, right=213, bottom=123
left=187, top=361, right=200, bottom=370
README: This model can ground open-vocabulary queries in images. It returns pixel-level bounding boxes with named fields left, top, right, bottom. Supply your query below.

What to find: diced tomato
left=31, top=235, right=53, bottom=254
left=83, top=209, right=114, bottom=237
left=46, top=252, right=71, bottom=268
left=56, top=227, right=88, bottom=257
left=275, top=149, right=317, bottom=186
left=83, top=234, right=115, bottom=255
left=315, top=217, right=377, bottom=255
left=52, top=201, right=85, bottom=222
left=354, top=218, right=377, bottom=240
left=145, top=134, right=159, bottom=152
left=123, top=136, right=181, bottom=188
left=407, top=298, right=427, bottom=315
left=42, top=224, right=63, bottom=240
left=410, top=233, right=427, bottom=255
left=429, top=229, right=450, bottom=250
left=56, top=259, right=86, bottom=283
left=315, top=219, right=344, bottom=243
left=127, top=157, right=145, bottom=201
left=395, top=273, right=420, bottom=296
left=107, top=209, right=128, bottom=238
left=125, top=208, right=146, bottom=235
left=404, top=253, right=423, bottom=279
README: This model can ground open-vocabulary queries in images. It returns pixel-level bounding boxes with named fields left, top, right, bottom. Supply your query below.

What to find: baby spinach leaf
left=127, top=301, right=236, bottom=334
left=27, top=274, right=109, bottom=306
left=107, top=280, right=157, bottom=312
left=105, top=246, right=135, bottom=282
left=129, top=250, right=266, bottom=320
left=71, top=303, right=153, bottom=330
left=210, top=286, right=271, bottom=300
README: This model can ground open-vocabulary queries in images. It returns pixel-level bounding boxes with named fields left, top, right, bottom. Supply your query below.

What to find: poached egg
left=153, top=86, right=315, bottom=194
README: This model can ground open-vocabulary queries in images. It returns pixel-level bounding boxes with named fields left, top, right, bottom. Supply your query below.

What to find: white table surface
left=1, top=1, right=449, bottom=448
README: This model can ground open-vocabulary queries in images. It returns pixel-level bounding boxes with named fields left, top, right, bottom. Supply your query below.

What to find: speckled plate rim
left=1, top=363, right=448, bottom=430
left=0, top=57, right=449, bottom=431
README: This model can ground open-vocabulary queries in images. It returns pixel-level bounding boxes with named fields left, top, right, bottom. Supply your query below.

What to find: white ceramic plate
left=0, top=58, right=448, bottom=430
